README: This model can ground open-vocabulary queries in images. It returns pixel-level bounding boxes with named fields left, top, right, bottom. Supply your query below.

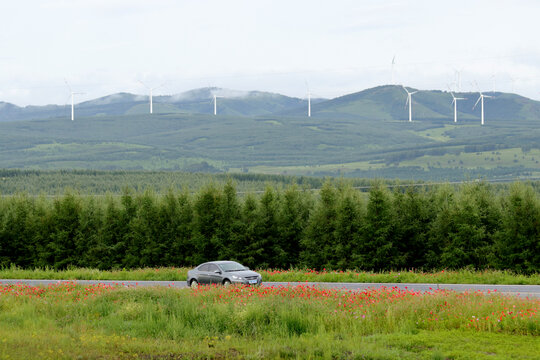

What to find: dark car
left=186, top=261, right=262, bottom=287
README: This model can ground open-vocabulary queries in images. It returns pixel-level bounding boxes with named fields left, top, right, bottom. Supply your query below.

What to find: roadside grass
left=0, top=283, right=538, bottom=359
left=0, top=266, right=538, bottom=285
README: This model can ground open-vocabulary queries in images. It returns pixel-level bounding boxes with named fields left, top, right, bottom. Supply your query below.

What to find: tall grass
left=0, top=283, right=538, bottom=359
left=0, top=266, right=538, bottom=284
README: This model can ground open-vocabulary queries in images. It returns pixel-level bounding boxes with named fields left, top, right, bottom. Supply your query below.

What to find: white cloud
left=1, top=0, right=540, bottom=105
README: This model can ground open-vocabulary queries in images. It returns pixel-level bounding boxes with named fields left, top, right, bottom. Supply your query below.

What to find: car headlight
left=231, top=275, right=243, bottom=280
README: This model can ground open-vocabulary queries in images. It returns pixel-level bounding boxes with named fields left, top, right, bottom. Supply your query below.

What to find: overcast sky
left=2, top=0, right=540, bottom=106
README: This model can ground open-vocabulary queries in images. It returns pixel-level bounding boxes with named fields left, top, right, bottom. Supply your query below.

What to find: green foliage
left=0, top=181, right=539, bottom=273
left=495, top=183, right=540, bottom=274
left=358, top=184, right=396, bottom=270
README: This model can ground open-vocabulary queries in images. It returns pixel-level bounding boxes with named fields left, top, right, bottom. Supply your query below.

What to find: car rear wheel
left=190, top=279, right=199, bottom=288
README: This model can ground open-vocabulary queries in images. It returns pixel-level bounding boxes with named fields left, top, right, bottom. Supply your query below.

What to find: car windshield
left=219, top=262, right=247, bottom=272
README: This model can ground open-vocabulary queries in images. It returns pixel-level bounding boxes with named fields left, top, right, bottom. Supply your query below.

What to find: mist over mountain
left=0, top=87, right=317, bottom=121
left=1, top=85, right=539, bottom=181
left=1, top=85, right=539, bottom=123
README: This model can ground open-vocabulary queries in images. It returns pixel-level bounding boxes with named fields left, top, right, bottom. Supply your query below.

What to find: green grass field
left=248, top=147, right=540, bottom=177
left=0, top=282, right=538, bottom=359
left=1, top=267, right=538, bottom=285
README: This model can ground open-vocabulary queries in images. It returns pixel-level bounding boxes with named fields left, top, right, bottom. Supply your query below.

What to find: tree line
left=0, top=181, right=538, bottom=273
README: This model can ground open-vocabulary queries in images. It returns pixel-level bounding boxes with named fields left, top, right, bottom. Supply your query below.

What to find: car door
left=207, top=264, right=223, bottom=284
left=197, top=264, right=210, bottom=284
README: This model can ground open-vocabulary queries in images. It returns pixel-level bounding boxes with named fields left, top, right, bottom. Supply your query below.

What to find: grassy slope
left=1, top=86, right=539, bottom=180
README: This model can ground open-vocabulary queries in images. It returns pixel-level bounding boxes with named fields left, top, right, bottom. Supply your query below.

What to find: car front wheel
left=223, top=279, right=231, bottom=287
left=190, top=279, right=199, bottom=288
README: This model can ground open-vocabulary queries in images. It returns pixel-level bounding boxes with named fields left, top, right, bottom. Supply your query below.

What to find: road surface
left=1, top=279, right=538, bottom=298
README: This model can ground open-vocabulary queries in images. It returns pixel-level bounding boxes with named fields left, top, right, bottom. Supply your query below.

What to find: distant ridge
left=0, top=88, right=314, bottom=121
left=1, top=85, right=539, bottom=122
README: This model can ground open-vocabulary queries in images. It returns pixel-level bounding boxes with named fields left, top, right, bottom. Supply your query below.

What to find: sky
left=1, top=0, right=540, bottom=106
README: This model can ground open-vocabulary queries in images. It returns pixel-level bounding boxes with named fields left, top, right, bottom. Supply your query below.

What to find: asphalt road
left=1, top=279, right=539, bottom=298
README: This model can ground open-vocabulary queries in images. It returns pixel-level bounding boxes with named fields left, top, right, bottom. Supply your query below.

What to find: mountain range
left=1, top=85, right=540, bottom=122
left=0, top=85, right=539, bottom=181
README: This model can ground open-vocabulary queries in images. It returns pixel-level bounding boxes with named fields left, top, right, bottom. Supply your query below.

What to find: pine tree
left=192, top=185, right=223, bottom=263
left=48, top=192, right=82, bottom=269
left=333, top=187, right=362, bottom=270
left=235, top=194, right=258, bottom=268
left=252, top=187, right=280, bottom=268
left=301, top=181, right=338, bottom=269
left=217, top=181, right=243, bottom=260
left=357, top=184, right=395, bottom=270
left=392, top=188, right=435, bottom=269
left=495, top=183, right=540, bottom=273
left=277, top=185, right=313, bottom=268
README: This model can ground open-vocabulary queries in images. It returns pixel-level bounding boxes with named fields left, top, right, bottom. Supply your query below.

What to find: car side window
left=207, top=264, right=219, bottom=272
left=198, top=264, right=209, bottom=272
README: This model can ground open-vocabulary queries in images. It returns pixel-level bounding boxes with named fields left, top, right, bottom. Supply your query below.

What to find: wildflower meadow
left=0, top=281, right=538, bottom=359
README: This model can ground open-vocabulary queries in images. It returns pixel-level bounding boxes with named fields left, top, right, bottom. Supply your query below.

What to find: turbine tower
left=450, top=92, right=466, bottom=123
left=139, top=81, right=163, bottom=114
left=473, top=90, right=492, bottom=126
left=213, top=94, right=224, bottom=115
left=64, top=80, right=84, bottom=121
left=402, top=86, right=418, bottom=122
left=391, top=55, right=396, bottom=84
left=305, top=81, right=311, bottom=117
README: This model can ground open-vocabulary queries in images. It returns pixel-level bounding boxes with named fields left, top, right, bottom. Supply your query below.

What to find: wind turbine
left=449, top=91, right=466, bottom=123
left=510, top=76, right=516, bottom=93
left=453, top=68, right=463, bottom=92
left=138, top=81, right=164, bottom=114
left=64, top=80, right=84, bottom=121
left=391, top=55, right=396, bottom=85
left=213, top=93, right=224, bottom=115
left=473, top=86, right=492, bottom=126
left=305, top=81, right=311, bottom=117
left=402, top=86, right=418, bottom=122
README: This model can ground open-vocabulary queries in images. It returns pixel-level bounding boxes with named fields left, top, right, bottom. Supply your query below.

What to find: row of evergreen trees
left=0, top=181, right=538, bottom=273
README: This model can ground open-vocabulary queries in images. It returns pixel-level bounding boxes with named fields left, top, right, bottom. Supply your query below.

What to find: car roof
left=203, top=260, right=238, bottom=265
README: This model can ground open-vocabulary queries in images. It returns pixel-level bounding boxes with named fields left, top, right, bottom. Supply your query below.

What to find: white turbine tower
left=139, top=81, right=164, bottom=114
left=213, top=93, right=224, bottom=115
left=64, top=80, right=84, bottom=121
left=510, top=76, right=516, bottom=93
left=391, top=55, right=396, bottom=84
left=473, top=88, right=492, bottom=126
left=450, top=92, right=466, bottom=123
left=305, top=81, right=311, bottom=117
left=402, top=86, right=418, bottom=122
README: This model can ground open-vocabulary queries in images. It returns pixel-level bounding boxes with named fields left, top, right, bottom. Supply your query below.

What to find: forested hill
left=2, top=85, right=540, bottom=122
left=284, top=85, right=540, bottom=122
left=0, top=88, right=316, bottom=121
left=1, top=85, right=540, bottom=180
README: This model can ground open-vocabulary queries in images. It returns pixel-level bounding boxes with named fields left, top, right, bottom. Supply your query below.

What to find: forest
left=0, top=180, right=538, bottom=274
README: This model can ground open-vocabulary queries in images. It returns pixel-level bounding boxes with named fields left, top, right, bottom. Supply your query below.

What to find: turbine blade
left=473, top=96, right=481, bottom=110
left=64, top=79, right=72, bottom=92
left=138, top=80, right=149, bottom=89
